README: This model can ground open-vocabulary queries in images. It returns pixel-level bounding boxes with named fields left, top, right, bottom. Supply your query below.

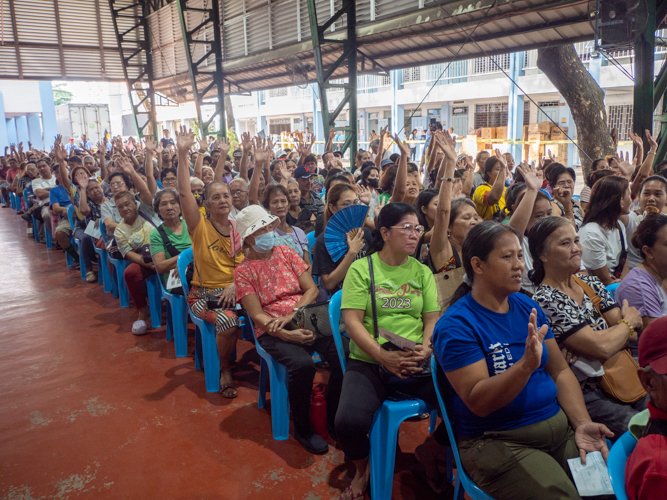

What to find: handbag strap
left=157, top=224, right=181, bottom=258
left=367, top=255, right=379, bottom=340
left=572, top=275, right=602, bottom=316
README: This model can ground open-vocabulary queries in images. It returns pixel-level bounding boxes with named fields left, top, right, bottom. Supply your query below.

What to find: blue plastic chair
left=145, top=273, right=163, bottom=328
left=329, top=290, right=438, bottom=500
left=100, top=221, right=130, bottom=307
left=307, top=230, right=316, bottom=254
left=94, top=243, right=114, bottom=294
left=67, top=205, right=87, bottom=280
left=10, top=191, right=17, bottom=210
left=24, top=192, right=39, bottom=243
left=431, top=355, right=495, bottom=500
left=157, top=276, right=188, bottom=357
left=607, top=430, right=637, bottom=500
left=246, top=319, right=290, bottom=441
left=606, top=282, right=620, bottom=298
left=178, top=248, right=221, bottom=392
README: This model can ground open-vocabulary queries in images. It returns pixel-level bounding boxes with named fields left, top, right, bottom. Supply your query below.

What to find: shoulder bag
left=432, top=247, right=465, bottom=313
left=611, top=221, right=628, bottom=280
left=573, top=275, right=646, bottom=403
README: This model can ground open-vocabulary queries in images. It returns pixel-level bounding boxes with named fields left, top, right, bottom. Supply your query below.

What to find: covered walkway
left=0, top=211, right=438, bottom=500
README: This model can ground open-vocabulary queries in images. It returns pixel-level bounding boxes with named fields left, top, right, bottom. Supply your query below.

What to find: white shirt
left=579, top=221, right=626, bottom=273
left=31, top=176, right=57, bottom=206
left=521, top=236, right=535, bottom=295
left=625, top=211, right=642, bottom=270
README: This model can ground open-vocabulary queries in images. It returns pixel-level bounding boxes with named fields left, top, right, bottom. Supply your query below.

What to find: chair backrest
left=99, top=220, right=108, bottom=245
left=606, top=282, right=620, bottom=299
left=430, top=355, right=463, bottom=469
left=66, top=204, right=77, bottom=231
left=328, top=290, right=346, bottom=372
left=307, top=231, right=316, bottom=255
left=607, top=430, right=637, bottom=500
left=177, top=247, right=194, bottom=295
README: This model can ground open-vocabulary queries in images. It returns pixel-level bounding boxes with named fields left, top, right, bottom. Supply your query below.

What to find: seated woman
left=529, top=216, right=645, bottom=437
left=472, top=152, right=508, bottom=221
left=616, top=214, right=667, bottom=328
left=432, top=221, right=614, bottom=500
left=176, top=127, right=244, bottom=399
left=149, top=189, right=192, bottom=293
left=336, top=202, right=449, bottom=500
left=113, top=190, right=158, bottom=335
left=624, top=175, right=667, bottom=269
left=312, top=184, right=373, bottom=295
left=579, top=175, right=631, bottom=285
left=234, top=205, right=344, bottom=455
left=546, top=163, right=584, bottom=230
left=262, top=184, right=311, bottom=265
left=314, top=173, right=352, bottom=236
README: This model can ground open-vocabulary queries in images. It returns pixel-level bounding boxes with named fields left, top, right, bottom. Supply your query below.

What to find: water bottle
left=310, top=383, right=328, bottom=439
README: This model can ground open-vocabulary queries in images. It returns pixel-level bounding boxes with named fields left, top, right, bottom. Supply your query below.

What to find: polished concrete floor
left=0, top=210, right=443, bottom=500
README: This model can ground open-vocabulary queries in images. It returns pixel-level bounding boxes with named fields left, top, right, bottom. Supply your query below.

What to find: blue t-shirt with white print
left=432, top=292, right=559, bottom=438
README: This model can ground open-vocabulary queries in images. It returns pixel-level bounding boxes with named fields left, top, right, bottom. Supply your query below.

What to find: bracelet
left=441, top=177, right=456, bottom=182
left=618, top=319, right=635, bottom=337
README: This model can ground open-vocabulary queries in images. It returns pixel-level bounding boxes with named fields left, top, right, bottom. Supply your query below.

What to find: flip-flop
left=339, top=485, right=365, bottom=500
left=219, top=382, right=237, bottom=399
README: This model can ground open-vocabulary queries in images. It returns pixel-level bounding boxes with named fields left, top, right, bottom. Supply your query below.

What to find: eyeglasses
left=555, top=180, right=574, bottom=188
left=230, top=189, right=248, bottom=196
left=390, top=223, right=425, bottom=237
left=109, top=181, right=125, bottom=188
left=162, top=178, right=177, bottom=183
left=338, top=199, right=361, bottom=208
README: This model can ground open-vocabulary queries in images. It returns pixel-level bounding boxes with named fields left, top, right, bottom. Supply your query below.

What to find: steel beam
left=307, top=0, right=358, bottom=159
left=633, top=0, right=656, bottom=156
left=176, top=0, right=226, bottom=139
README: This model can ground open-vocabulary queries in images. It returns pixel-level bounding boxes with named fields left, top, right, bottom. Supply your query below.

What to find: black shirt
left=312, top=227, right=373, bottom=293
left=299, top=191, right=324, bottom=217
left=160, top=137, right=175, bottom=148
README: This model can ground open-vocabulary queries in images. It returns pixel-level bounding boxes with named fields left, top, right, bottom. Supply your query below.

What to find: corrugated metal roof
left=0, top=0, right=595, bottom=98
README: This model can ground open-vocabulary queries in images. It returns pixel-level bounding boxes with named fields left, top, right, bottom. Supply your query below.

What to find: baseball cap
left=380, top=159, right=394, bottom=169
left=294, top=165, right=316, bottom=179
left=234, top=205, right=278, bottom=245
left=639, top=316, right=667, bottom=374
left=276, top=150, right=288, bottom=159
left=232, top=149, right=242, bottom=158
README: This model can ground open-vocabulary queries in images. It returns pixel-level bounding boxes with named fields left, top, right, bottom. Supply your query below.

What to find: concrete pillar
left=16, top=115, right=29, bottom=145
left=390, top=69, right=405, bottom=153
left=311, top=84, right=324, bottom=155
left=38, top=81, right=58, bottom=149
left=359, top=108, right=368, bottom=147
left=440, top=103, right=450, bottom=129
left=6, top=118, right=17, bottom=145
left=0, top=93, right=8, bottom=151
left=28, top=114, right=43, bottom=150
left=507, top=51, right=525, bottom=163
left=589, top=53, right=602, bottom=85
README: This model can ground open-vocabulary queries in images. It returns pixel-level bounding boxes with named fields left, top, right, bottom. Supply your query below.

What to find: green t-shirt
left=341, top=252, right=439, bottom=364
left=149, top=220, right=192, bottom=285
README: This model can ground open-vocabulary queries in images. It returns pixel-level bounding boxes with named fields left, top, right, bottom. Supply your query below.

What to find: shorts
left=55, top=217, right=72, bottom=236
left=186, top=286, right=240, bottom=334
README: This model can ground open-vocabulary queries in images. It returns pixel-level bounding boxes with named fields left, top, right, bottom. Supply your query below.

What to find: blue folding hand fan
left=324, top=204, right=369, bottom=261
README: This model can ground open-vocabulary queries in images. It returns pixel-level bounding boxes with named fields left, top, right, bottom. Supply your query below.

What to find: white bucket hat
left=234, top=205, right=278, bottom=244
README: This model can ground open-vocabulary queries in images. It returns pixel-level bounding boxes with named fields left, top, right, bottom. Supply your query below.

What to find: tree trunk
left=224, top=95, right=235, bottom=133
left=537, top=44, right=615, bottom=176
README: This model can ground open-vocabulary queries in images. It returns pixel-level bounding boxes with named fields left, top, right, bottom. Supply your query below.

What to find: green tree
left=53, top=83, right=73, bottom=106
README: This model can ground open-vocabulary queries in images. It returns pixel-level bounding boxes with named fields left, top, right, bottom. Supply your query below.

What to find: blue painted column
left=0, top=93, right=8, bottom=151
left=312, top=84, right=324, bottom=155
left=6, top=118, right=17, bottom=145
left=390, top=69, right=405, bottom=153
left=559, top=101, right=575, bottom=167
left=39, top=81, right=58, bottom=149
left=507, top=51, right=525, bottom=163
left=440, top=103, right=451, bottom=129
left=16, top=115, right=29, bottom=144
left=27, top=113, right=43, bottom=150
left=359, top=108, right=368, bottom=148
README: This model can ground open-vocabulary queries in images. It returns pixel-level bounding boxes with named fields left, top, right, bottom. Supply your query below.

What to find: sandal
left=219, top=382, right=237, bottom=399
left=339, top=485, right=365, bottom=500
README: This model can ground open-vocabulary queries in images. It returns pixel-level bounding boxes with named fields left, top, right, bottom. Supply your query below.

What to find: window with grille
left=607, top=104, right=633, bottom=141
left=405, top=109, right=422, bottom=117
left=403, top=67, right=421, bottom=83
left=268, top=88, right=288, bottom=98
left=381, top=74, right=391, bottom=86
left=472, top=54, right=511, bottom=74
left=269, top=117, right=291, bottom=135
left=474, top=103, right=508, bottom=128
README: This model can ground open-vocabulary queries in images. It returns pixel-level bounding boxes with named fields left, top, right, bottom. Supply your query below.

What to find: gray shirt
left=101, top=197, right=160, bottom=239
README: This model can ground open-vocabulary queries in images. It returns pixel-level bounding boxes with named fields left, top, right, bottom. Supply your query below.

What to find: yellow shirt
left=473, top=183, right=506, bottom=221
left=190, top=212, right=244, bottom=288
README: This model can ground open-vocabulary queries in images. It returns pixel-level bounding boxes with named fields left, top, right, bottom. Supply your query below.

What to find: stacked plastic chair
left=100, top=221, right=130, bottom=307
left=329, top=290, right=440, bottom=500
left=607, top=430, right=637, bottom=500
left=67, top=205, right=87, bottom=280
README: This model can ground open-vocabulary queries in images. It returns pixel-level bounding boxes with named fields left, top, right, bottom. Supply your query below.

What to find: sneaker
left=132, top=320, right=148, bottom=335
left=26, top=228, right=33, bottom=237
left=292, top=429, right=329, bottom=455
left=86, top=271, right=97, bottom=283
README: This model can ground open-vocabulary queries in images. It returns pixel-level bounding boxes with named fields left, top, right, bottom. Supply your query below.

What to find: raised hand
left=356, top=184, right=371, bottom=205
left=329, top=128, right=336, bottom=140
left=175, top=126, right=195, bottom=154
left=393, top=133, right=409, bottom=155
left=516, top=162, right=543, bottom=192
left=610, top=127, right=619, bottom=151
left=116, top=157, right=135, bottom=175
left=198, top=137, right=208, bottom=152
left=241, top=132, right=252, bottom=154
left=54, top=143, right=68, bottom=163
left=144, top=136, right=157, bottom=153
left=75, top=170, right=89, bottom=188
left=218, top=137, right=231, bottom=159
left=267, top=136, right=275, bottom=151
left=494, top=149, right=508, bottom=169
left=155, top=143, right=163, bottom=155
left=520, top=309, right=549, bottom=372
left=646, top=129, right=658, bottom=153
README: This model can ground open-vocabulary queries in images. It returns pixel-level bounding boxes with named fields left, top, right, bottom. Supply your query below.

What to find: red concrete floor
left=0, top=211, right=448, bottom=500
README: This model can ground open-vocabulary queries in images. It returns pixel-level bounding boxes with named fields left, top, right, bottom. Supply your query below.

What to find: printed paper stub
left=379, top=328, right=416, bottom=351
left=567, top=452, right=614, bottom=496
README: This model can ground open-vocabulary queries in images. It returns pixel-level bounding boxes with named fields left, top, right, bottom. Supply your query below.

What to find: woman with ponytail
left=431, top=220, right=614, bottom=500
left=529, top=216, right=645, bottom=437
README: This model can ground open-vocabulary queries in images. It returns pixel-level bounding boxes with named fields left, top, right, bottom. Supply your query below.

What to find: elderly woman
left=262, top=183, right=311, bottom=264
left=176, top=127, right=244, bottom=398
left=149, top=189, right=192, bottom=293
left=432, top=221, right=614, bottom=500
left=616, top=214, right=667, bottom=328
left=113, top=190, right=158, bottom=335
left=234, top=205, right=343, bottom=455
left=335, top=202, right=449, bottom=499
left=529, top=216, right=645, bottom=437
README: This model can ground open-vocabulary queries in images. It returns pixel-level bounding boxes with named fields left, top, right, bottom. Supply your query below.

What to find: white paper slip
left=379, top=328, right=417, bottom=351
left=84, top=220, right=102, bottom=239
left=166, top=269, right=182, bottom=290
left=567, top=452, right=614, bottom=496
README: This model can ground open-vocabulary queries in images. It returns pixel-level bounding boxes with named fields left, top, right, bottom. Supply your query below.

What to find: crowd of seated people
left=2, top=123, right=667, bottom=500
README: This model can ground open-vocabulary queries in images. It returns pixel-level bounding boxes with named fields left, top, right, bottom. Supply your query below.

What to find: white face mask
left=252, top=231, right=275, bottom=252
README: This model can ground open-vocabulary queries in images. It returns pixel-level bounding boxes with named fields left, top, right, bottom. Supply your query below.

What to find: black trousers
left=335, top=358, right=448, bottom=461
left=257, top=333, right=347, bottom=436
